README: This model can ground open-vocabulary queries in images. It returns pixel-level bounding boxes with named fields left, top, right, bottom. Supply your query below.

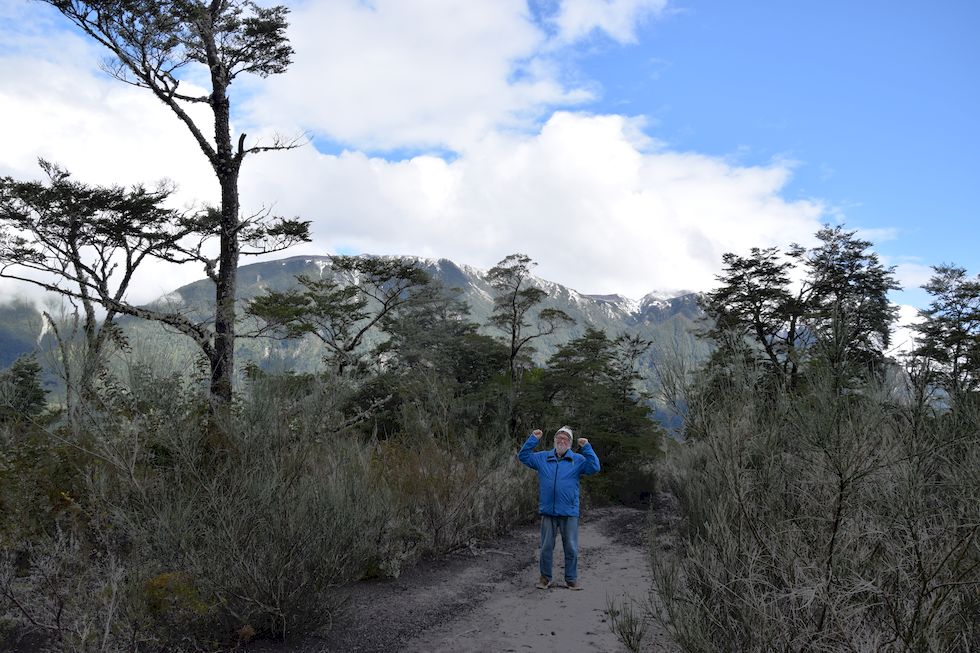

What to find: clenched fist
left=531, top=429, right=543, bottom=439
left=577, top=438, right=589, bottom=447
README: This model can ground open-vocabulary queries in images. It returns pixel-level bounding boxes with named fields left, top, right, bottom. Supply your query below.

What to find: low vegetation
left=633, top=232, right=980, bottom=652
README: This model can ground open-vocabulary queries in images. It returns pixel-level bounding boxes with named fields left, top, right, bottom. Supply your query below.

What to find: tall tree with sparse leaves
left=486, top=254, right=574, bottom=384
left=486, top=253, right=573, bottom=435
left=40, top=0, right=309, bottom=409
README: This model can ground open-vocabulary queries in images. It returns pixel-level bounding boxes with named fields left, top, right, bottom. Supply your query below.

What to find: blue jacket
left=518, top=435, right=601, bottom=517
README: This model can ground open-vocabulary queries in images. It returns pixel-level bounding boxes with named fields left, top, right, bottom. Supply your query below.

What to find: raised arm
left=517, top=429, right=543, bottom=470
left=578, top=438, right=600, bottom=476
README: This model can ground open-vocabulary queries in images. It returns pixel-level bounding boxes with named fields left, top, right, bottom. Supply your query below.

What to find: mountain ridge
left=0, top=254, right=710, bottom=409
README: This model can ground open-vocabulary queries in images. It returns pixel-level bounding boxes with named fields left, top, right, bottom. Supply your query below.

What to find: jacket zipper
left=551, top=456, right=559, bottom=513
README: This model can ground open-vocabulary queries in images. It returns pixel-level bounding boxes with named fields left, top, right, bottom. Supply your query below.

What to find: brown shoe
left=536, top=576, right=551, bottom=590
left=566, top=580, right=582, bottom=590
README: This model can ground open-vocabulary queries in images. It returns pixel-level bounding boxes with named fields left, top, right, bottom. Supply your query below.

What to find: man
left=518, top=426, right=600, bottom=590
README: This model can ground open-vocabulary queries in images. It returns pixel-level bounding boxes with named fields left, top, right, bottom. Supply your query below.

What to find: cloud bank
left=1, top=0, right=827, bottom=305
left=243, top=111, right=824, bottom=298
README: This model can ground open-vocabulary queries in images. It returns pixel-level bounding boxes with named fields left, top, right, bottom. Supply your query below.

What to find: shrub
left=647, top=359, right=980, bottom=652
left=1, top=362, right=536, bottom=650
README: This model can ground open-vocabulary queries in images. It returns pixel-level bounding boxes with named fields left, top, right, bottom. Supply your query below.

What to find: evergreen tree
left=912, top=264, right=980, bottom=402
left=0, top=354, right=47, bottom=423
left=380, top=284, right=509, bottom=395
left=536, top=328, right=663, bottom=504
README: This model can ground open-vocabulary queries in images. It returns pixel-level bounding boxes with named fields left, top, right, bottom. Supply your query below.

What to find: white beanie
left=555, top=426, right=574, bottom=441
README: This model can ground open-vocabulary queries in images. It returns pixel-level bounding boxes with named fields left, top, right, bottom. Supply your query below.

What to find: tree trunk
left=211, top=172, right=239, bottom=407
left=209, top=80, right=240, bottom=410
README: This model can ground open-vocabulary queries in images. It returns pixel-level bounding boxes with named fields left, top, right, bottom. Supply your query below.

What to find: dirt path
left=290, top=506, right=666, bottom=653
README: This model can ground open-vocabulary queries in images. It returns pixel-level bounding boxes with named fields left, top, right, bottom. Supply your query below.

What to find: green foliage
left=911, top=264, right=980, bottom=402
left=247, top=256, right=432, bottom=375
left=703, top=225, right=900, bottom=388
left=0, top=355, right=47, bottom=424
left=528, top=328, right=664, bottom=505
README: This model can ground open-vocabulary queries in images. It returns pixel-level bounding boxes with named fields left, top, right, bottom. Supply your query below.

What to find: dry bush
left=1, top=369, right=391, bottom=649
left=2, top=361, right=534, bottom=650
left=606, top=593, right=650, bottom=653
left=370, top=370, right=535, bottom=567
left=373, top=431, right=532, bottom=562
left=648, top=358, right=980, bottom=652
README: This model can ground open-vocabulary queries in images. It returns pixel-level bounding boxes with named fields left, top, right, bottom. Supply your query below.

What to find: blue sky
left=0, top=0, right=977, bottom=319
left=571, top=0, right=979, bottom=303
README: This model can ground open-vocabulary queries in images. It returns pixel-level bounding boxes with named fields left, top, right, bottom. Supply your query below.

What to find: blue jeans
left=539, top=515, right=579, bottom=582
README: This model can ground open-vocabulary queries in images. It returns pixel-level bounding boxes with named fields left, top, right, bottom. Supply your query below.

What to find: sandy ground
left=400, top=508, right=660, bottom=653
left=271, top=506, right=669, bottom=653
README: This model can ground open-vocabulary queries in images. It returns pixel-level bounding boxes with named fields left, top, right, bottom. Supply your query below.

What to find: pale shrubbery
left=647, top=358, right=980, bottom=652
left=1, top=364, right=530, bottom=650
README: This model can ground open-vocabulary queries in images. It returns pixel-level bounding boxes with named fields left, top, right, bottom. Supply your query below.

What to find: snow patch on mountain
left=312, top=259, right=331, bottom=277
left=585, top=294, right=642, bottom=316
left=156, top=290, right=184, bottom=307
left=641, top=289, right=695, bottom=303
left=36, top=313, right=51, bottom=345
left=458, top=263, right=489, bottom=279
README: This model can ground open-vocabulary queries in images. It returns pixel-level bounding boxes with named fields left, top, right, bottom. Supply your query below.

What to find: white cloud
left=0, top=1, right=833, bottom=307
left=890, top=261, right=934, bottom=292
left=551, top=0, right=669, bottom=44
left=0, top=5, right=232, bottom=305
left=245, top=0, right=592, bottom=151
left=0, top=23, right=215, bottom=198
left=242, top=112, right=825, bottom=298
left=888, top=303, right=924, bottom=358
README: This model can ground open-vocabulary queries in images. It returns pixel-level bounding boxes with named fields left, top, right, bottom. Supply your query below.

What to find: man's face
left=554, top=433, right=571, bottom=455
